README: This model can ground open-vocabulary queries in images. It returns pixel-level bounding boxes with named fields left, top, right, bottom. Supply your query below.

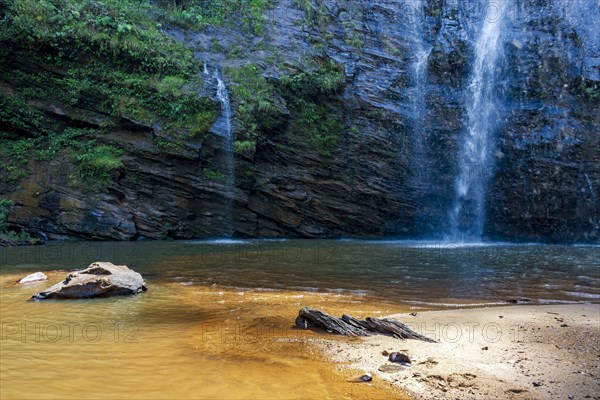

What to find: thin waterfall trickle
left=211, top=67, right=235, bottom=236
left=407, top=0, right=432, bottom=187
left=447, top=3, right=506, bottom=242
left=584, top=173, right=599, bottom=229
left=214, top=70, right=233, bottom=143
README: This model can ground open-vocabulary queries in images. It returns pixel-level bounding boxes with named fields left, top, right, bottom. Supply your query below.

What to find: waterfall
left=404, top=0, right=435, bottom=236
left=447, top=2, right=506, bottom=242
left=584, top=173, right=599, bottom=228
left=212, top=67, right=235, bottom=236
left=214, top=70, right=233, bottom=143
left=407, top=0, right=432, bottom=187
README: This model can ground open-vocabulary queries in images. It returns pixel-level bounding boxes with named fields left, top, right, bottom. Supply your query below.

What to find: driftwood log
left=296, top=307, right=437, bottom=343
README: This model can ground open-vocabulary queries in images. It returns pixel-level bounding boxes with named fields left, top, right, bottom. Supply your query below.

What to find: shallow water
left=4, top=240, right=597, bottom=304
left=1, top=240, right=598, bottom=399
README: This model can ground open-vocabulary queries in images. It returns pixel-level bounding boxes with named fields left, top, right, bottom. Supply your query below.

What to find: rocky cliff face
left=1, top=0, right=599, bottom=243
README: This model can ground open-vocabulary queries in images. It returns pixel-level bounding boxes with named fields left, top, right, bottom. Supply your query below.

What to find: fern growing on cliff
left=0, top=0, right=221, bottom=188
left=281, top=59, right=345, bottom=98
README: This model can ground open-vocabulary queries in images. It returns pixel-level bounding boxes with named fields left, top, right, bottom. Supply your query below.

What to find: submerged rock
left=348, top=373, right=372, bottom=383
left=32, top=262, right=147, bottom=300
left=18, top=272, right=48, bottom=284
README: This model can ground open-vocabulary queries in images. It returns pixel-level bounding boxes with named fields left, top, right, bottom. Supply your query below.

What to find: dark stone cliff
left=1, top=0, right=599, bottom=243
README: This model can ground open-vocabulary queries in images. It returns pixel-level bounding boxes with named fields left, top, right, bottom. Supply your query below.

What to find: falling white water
left=407, top=0, right=432, bottom=186
left=448, top=2, right=505, bottom=242
left=212, top=68, right=235, bottom=236
left=203, top=62, right=209, bottom=75
left=584, top=173, right=598, bottom=226
left=214, top=73, right=232, bottom=141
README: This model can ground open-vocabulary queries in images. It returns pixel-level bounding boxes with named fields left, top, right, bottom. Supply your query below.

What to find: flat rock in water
left=348, top=373, right=372, bottom=383
left=18, top=272, right=48, bottom=284
left=32, top=262, right=147, bottom=300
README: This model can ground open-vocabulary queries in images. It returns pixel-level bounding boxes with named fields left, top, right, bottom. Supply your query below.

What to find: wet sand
left=314, top=304, right=600, bottom=399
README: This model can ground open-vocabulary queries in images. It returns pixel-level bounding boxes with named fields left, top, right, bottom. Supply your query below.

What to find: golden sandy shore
left=313, top=304, right=600, bottom=400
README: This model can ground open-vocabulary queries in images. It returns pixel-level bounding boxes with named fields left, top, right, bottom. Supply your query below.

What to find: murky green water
left=3, top=240, right=598, bottom=305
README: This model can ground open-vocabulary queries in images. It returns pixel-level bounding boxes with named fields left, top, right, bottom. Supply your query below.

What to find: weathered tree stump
left=295, top=308, right=369, bottom=336
left=296, top=307, right=437, bottom=343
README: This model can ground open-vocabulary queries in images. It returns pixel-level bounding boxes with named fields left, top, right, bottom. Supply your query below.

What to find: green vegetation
left=0, top=0, right=219, bottom=135
left=4, top=0, right=195, bottom=74
left=0, top=0, right=351, bottom=200
left=340, top=9, right=364, bottom=51
left=281, top=59, right=345, bottom=97
left=0, top=199, right=13, bottom=232
left=0, top=125, right=124, bottom=187
left=234, top=140, right=257, bottom=154
left=425, top=0, right=444, bottom=18
left=155, top=0, right=275, bottom=35
left=210, top=37, right=224, bottom=52
left=225, top=63, right=283, bottom=149
left=280, top=59, right=345, bottom=156
left=0, top=198, right=38, bottom=244
left=73, top=144, right=124, bottom=184
left=292, top=99, right=343, bottom=157
left=223, top=59, right=346, bottom=157
left=226, top=44, right=248, bottom=59
left=217, top=58, right=346, bottom=157
left=202, top=167, right=228, bottom=182
left=293, top=0, right=331, bottom=28
left=0, top=0, right=219, bottom=188
left=293, top=0, right=363, bottom=51
left=578, top=80, right=600, bottom=102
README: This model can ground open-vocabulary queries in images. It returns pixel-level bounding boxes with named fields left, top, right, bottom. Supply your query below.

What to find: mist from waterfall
left=447, top=2, right=506, bottom=242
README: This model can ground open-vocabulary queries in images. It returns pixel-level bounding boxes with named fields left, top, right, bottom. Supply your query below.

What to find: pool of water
left=3, top=240, right=598, bottom=305
left=1, top=240, right=598, bottom=399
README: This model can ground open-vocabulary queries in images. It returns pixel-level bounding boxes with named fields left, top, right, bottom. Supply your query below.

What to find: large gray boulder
left=33, top=262, right=147, bottom=300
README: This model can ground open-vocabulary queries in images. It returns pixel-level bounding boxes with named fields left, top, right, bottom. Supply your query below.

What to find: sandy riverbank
left=313, top=304, right=599, bottom=399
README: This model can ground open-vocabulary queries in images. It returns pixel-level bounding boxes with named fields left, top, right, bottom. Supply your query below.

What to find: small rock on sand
left=389, top=352, right=411, bottom=364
